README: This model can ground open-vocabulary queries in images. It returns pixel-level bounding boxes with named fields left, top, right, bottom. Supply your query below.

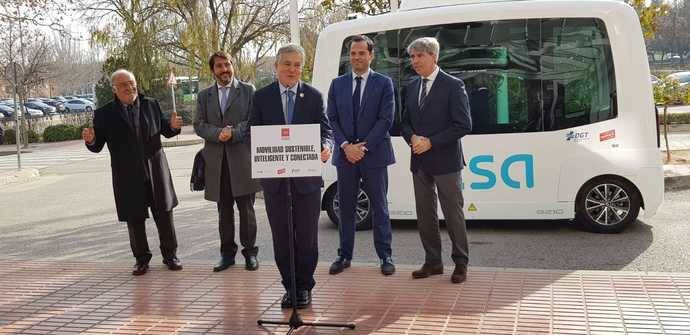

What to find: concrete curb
left=161, top=138, right=203, bottom=147
left=0, top=168, right=40, bottom=186
left=665, top=175, right=690, bottom=192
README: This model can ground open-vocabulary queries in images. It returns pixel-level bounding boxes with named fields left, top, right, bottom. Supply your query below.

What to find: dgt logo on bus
left=467, top=154, right=535, bottom=190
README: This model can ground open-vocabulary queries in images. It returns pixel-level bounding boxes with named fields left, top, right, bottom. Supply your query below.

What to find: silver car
left=64, top=98, right=95, bottom=113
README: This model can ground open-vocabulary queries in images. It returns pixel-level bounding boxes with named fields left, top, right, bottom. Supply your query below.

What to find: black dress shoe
left=280, top=292, right=293, bottom=309
left=329, top=257, right=351, bottom=275
left=213, top=257, right=235, bottom=272
left=163, top=257, right=183, bottom=271
left=451, top=264, right=468, bottom=283
left=245, top=255, right=259, bottom=271
left=296, top=290, right=312, bottom=308
left=132, top=263, right=149, bottom=276
left=280, top=290, right=312, bottom=309
left=381, top=257, right=395, bottom=276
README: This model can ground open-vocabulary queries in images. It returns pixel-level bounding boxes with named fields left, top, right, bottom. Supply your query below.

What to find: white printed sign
left=250, top=124, right=322, bottom=178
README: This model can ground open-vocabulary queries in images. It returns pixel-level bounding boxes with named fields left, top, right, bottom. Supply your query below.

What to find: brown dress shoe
left=132, top=262, right=149, bottom=276
left=412, top=263, right=443, bottom=279
left=451, top=264, right=467, bottom=283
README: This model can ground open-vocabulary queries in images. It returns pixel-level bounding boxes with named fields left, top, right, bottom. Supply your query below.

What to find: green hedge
left=2, top=128, right=40, bottom=144
left=43, top=124, right=82, bottom=142
left=660, top=112, right=690, bottom=124
left=2, top=129, right=14, bottom=144
left=28, top=129, right=39, bottom=143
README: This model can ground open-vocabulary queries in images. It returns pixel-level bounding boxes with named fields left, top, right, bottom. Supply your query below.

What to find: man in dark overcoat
left=82, top=69, right=184, bottom=276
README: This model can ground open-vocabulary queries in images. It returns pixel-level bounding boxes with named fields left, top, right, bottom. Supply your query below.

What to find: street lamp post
left=12, top=64, right=21, bottom=170
left=6, top=15, right=23, bottom=170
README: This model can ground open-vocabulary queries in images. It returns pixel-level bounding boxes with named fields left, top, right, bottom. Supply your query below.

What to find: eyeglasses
left=114, top=81, right=137, bottom=89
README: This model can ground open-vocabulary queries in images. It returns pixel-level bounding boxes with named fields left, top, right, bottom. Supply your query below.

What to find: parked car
left=24, top=107, right=43, bottom=118
left=51, top=96, right=67, bottom=102
left=41, top=99, right=66, bottom=113
left=80, top=95, right=96, bottom=103
left=664, top=53, right=682, bottom=60
left=24, top=101, right=57, bottom=116
left=651, top=75, right=660, bottom=86
left=0, top=104, right=16, bottom=118
left=64, top=98, right=95, bottom=113
left=666, top=71, right=690, bottom=88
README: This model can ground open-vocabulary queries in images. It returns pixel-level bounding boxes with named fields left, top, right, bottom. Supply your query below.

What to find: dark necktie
left=419, top=78, right=429, bottom=107
left=126, top=104, right=141, bottom=142
left=126, top=105, right=136, bottom=128
left=353, top=76, right=362, bottom=141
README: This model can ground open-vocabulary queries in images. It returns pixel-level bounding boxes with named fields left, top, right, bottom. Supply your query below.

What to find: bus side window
left=468, top=87, right=491, bottom=134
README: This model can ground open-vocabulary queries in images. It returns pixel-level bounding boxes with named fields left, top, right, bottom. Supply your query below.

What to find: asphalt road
left=1, top=141, right=689, bottom=273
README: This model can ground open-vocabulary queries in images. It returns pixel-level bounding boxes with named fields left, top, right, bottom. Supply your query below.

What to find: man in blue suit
left=250, top=44, right=333, bottom=309
left=326, top=35, right=396, bottom=276
left=401, top=37, right=472, bottom=284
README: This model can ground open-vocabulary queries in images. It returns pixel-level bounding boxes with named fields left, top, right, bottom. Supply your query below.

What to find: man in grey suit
left=401, top=37, right=472, bottom=284
left=194, top=51, right=262, bottom=272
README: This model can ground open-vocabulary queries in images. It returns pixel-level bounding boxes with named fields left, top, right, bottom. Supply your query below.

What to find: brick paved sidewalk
left=1, top=260, right=689, bottom=334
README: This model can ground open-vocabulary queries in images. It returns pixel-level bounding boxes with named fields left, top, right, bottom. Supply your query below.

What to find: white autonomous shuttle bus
left=313, top=0, right=663, bottom=233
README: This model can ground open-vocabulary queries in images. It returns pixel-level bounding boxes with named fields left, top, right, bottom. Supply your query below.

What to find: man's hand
left=82, top=127, right=95, bottom=145
left=170, top=111, right=183, bottom=129
left=344, top=142, right=366, bottom=164
left=410, top=134, right=423, bottom=148
left=412, top=135, right=432, bottom=155
left=218, top=126, right=232, bottom=142
left=321, top=146, right=332, bottom=162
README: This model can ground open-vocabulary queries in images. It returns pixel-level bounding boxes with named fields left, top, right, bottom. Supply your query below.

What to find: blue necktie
left=286, top=90, right=295, bottom=124
left=353, top=76, right=362, bottom=140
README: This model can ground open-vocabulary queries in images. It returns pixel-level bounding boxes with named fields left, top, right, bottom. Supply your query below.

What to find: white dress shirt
left=217, top=77, right=235, bottom=110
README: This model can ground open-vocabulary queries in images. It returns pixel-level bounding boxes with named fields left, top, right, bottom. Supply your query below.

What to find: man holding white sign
left=249, top=44, right=333, bottom=309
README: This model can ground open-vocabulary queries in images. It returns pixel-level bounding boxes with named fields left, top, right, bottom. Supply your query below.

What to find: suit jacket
left=401, top=69, right=472, bottom=175
left=327, top=70, right=395, bottom=168
left=249, top=81, right=333, bottom=195
left=86, top=94, right=180, bottom=222
left=194, top=78, right=261, bottom=201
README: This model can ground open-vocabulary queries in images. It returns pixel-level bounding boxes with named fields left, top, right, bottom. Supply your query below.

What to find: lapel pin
left=299, top=93, right=304, bottom=98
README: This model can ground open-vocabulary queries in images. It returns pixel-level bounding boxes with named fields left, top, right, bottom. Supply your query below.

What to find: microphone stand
left=257, top=179, right=356, bottom=334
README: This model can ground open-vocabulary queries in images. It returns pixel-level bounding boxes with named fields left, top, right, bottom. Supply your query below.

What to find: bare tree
left=0, top=0, right=71, bottom=147
left=80, top=0, right=170, bottom=93
left=50, top=34, right=103, bottom=95
left=321, top=0, right=396, bottom=16
left=0, top=0, right=70, bottom=33
left=299, top=0, right=348, bottom=82
left=160, top=0, right=291, bottom=83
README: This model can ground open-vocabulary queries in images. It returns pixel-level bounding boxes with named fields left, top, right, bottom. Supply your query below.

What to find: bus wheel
left=324, top=184, right=372, bottom=231
left=574, top=177, right=641, bottom=233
